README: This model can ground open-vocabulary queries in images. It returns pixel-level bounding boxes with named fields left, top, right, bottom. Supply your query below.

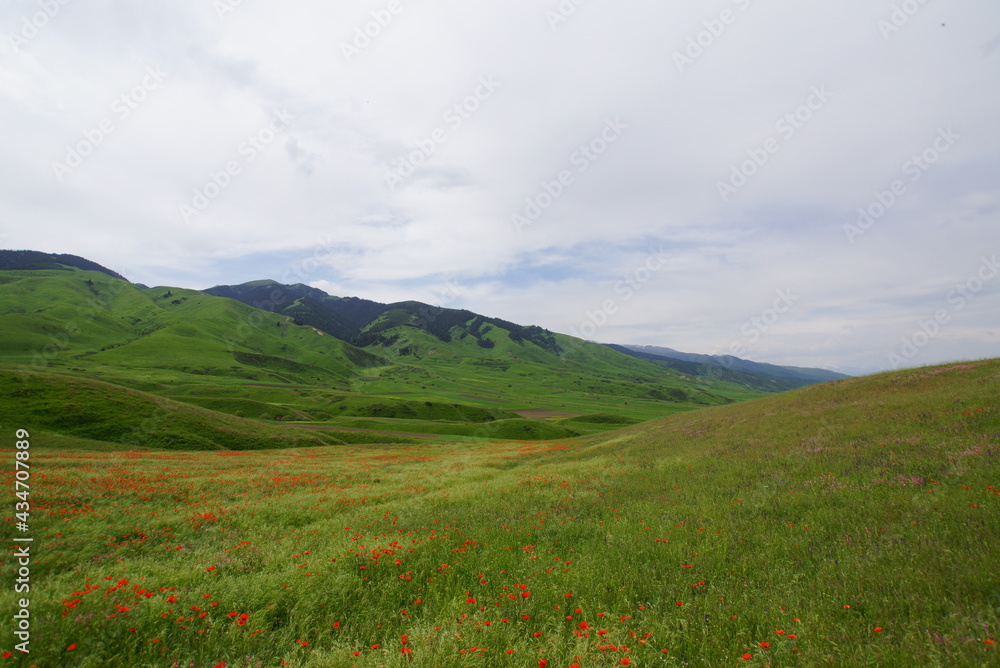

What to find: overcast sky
left=1, top=0, right=998, bottom=375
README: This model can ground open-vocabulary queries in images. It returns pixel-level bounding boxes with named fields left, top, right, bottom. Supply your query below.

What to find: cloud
left=1, top=0, right=998, bottom=374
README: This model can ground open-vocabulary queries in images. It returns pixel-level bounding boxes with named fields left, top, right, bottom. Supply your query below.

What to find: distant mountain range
left=607, top=344, right=847, bottom=392
left=0, top=250, right=846, bottom=404
left=204, top=279, right=848, bottom=391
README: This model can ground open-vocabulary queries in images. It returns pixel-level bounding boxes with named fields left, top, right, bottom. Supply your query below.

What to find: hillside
left=0, top=264, right=767, bottom=442
left=8, top=358, right=999, bottom=667
left=0, top=249, right=129, bottom=281
left=203, top=280, right=563, bottom=352
left=615, top=343, right=850, bottom=391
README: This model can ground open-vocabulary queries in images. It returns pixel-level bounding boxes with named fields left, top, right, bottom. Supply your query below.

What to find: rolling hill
left=9, top=356, right=1000, bottom=666
left=0, top=254, right=775, bottom=443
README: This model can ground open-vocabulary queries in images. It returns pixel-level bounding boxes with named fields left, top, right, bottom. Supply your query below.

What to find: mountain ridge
left=609, top=343, right=849, bottom=392
left=0, top=250, right=843, bottom=400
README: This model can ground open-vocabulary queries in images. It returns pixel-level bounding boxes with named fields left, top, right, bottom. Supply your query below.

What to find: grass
left=2, top=358, right=998, bottom=666
left=0, top=267, right=768, bottom=443
left=0, top=370, right=413, bottom=449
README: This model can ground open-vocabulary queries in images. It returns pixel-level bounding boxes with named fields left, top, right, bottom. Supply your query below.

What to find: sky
left=1, top=0, right=998, bottom=376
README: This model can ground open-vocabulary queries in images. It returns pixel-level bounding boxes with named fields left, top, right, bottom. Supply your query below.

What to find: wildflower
left=67, top=644, right=77, bottom=651
left=742, top=652, right=752, bottom=660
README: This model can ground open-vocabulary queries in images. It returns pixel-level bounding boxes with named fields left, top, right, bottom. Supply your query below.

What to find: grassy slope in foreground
left=3, top=358, right=998, bottom=667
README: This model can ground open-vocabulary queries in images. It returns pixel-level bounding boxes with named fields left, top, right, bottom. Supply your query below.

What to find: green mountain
left=0, top=249, right=129, bottom=281
left=0, top=255, right=770, bottom=445
left=208, top=281, right=848, bottom=394
left=607, top=343, right=850, bottom=392
left=203, top=280, right=564, bottom=351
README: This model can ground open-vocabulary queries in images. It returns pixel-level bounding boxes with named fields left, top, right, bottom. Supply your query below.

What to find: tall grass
left=1, top=359, right=997, bottom=667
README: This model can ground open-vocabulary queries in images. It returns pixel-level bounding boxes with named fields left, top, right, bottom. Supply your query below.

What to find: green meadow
left=0, top=267, right=764, bottom=444
left=2, top=358, right=998, bottom=667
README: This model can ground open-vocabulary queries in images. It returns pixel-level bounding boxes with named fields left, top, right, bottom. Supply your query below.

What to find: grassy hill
left=0, top=266, right=768, bottom=441
left=4, top=358, right=997, bottom=666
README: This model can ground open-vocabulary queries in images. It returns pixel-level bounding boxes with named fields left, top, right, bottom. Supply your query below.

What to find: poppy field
left=3, top=359, right=999, bottom=667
